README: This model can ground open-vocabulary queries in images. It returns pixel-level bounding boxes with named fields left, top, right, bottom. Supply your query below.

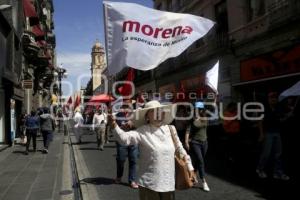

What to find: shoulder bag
left=168, top=125, right=194, bottom=190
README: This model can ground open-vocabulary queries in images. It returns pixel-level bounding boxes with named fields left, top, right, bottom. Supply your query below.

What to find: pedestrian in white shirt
left=93, top=109, right=107, bottom=150
left=74, top=108, right=84, bottom=143
left=109, top=100, right=196, bottom=200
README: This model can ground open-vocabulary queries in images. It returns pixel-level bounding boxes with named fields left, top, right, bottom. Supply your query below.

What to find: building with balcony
left=1, top=0, right=25, bottom=145
left=22, top=0, right=57, bottom=112
left=0, top=0, right=57, bottom=145
left=147, top=0, right=300, bottom=104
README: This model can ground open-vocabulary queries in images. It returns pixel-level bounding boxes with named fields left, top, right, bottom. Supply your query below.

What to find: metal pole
left=59, top=73, right=62, bottom=106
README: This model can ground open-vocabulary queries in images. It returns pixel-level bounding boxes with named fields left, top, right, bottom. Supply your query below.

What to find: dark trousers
left=226, top=133, right=240, bottom=160
left=96, top=126, right=106, bottom=148
left=177, top=130, right=186, bottom=146
left=190, top=140, right=208, bottom=179
left=26, top=129, right=37, bottom=151
left=42, top=130, right=53, bottom=149
left=257, top=133, right=283, bottom=174
left=116, top=142, right=138, bottom=183
left=139, top=186, right=175, bottom=200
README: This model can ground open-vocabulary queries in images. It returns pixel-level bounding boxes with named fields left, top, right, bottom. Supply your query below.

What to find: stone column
left=0, top=86, right=5, bottom=143
left=24, top=89, right=34, bottom=114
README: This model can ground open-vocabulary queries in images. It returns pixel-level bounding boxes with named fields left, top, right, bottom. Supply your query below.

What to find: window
left=167, top=0, right=172, bottom=11
left=0, top=31, right=7, bottom=69
left=172, top=0, right=179, bottom=11
left=247, top=0, right=266, bottom=22
left=215, top=0, right=228, bottom=33
left=156, top=3, right=162, bottom=10
left=12, top=0, right=19, bottom=32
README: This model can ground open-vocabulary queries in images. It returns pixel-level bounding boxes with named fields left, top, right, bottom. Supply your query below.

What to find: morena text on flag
left=123, top=20, right=193, bottom=39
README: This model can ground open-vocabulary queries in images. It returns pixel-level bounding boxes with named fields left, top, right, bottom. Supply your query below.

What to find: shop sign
left=241, top=45, right=300, bottom=82
left=180, top=75, right=205, bottom=91
left=23, top=80, right=33, bottom=89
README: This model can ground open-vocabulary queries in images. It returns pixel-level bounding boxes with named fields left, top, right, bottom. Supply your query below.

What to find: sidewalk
left=0, top=144, right=9, bottom=152
left=0, top=130, right=72, bottom=200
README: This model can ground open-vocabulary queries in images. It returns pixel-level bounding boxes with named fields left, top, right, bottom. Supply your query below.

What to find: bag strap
left=168, top=125, right=180, bottom=156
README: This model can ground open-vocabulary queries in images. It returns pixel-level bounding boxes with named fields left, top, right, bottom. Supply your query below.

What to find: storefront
left=158, top=74, right=216, bottom=103
left=0, top=11, right=10, bottom=144
left=1, top=79, right=25, bottom=145
left=234, top=44, right=300, bottom=103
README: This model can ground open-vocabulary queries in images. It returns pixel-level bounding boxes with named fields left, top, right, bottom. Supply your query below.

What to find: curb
left=67, top=121, right=100, bottom=200
left=0, top=145, right=9, bottom=152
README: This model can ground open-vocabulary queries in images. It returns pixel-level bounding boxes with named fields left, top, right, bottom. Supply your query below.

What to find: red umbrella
left=89, top=94, right=115, bottom=103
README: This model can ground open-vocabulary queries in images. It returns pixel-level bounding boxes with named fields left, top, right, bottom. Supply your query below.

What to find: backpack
left=26, top=116, right=38, bottom=128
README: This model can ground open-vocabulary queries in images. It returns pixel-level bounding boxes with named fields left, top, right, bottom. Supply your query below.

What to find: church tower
left=91, top=40, right=106, bottom=93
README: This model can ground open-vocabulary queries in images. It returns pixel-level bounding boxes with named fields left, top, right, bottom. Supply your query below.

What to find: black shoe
left=43, top=149, right=49, bottom=154
left=24, top=151, right=29, bottom=155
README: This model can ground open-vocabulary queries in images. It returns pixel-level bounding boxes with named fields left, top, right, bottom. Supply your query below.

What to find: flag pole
left=293, top=96, right=300, bottom=111
left=103, top=2, right=114, bottom=113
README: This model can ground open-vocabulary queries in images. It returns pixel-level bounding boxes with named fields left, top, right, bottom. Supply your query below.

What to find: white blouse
left=113, top=124, right=194, bottom=192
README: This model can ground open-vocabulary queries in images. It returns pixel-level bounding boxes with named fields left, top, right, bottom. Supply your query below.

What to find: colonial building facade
left=131, top=0, right=300, bottom=104
left=0, top=0, right=56, bottom=145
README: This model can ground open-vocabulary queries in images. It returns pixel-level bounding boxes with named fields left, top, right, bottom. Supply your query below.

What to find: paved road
left=70, top=127, right=293, bottom=200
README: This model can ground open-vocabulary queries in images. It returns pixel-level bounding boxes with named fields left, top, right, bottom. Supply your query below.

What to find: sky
left=53, top=0, right=153, bottom=97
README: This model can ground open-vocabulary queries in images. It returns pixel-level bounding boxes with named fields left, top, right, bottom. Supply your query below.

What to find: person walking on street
left=222, top=102, right=241, bottom=162
left=114, top=103, right=139, bottom=189
left=40, top=107, right=55, bottom=154
left=256, top=92, right=290, bottom=180
left=20, top=111, right=28, bottom=144
left=185, top=101, right=210, bottom=192
left=109, top=100, right=197, bottom=199
left=24, top=110, right=40, bottom=155
left=173, top=105, right=190, bottom=145
left=74, top=107, right=84, bottom=143
left=92, top=108, right=107, bottom=150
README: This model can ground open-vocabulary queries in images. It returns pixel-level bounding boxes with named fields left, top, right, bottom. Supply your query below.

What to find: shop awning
left=37, top=40, right=47, bottom=47
left=32, top=25, right=45, bottom=37
left=23, top=0, right=39, bottom=26
left=232, top=72, right=300, bottom=87
left=89, top=94, right=115, bottom=103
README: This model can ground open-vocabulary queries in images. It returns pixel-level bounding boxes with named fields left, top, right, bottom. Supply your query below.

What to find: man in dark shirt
left=24, top=111, right=40, bottom=155
left=256, top=92, right=289, bottom=180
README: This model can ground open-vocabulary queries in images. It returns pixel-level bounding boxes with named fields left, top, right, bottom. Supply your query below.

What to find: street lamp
left=55, top=66, right=67, bottom=106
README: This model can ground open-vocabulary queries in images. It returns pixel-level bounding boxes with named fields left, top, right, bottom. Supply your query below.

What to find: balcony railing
left=189, top=29, right=229, bottom=61
left=268, top=0, right=300, bottom=27
left=230, top=0, right=300, bottom=43
left=229, top=14, right=268, bottom=43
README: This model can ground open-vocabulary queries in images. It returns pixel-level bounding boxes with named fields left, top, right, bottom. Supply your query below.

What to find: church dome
left=93, top=39, right=102, bottom=48
left=92, top=39, right=105, bottom=53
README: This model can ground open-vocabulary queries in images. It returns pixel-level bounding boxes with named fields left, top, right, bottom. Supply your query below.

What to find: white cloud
left=57, top=52, right=91, bottom=80
left=57, top=52, right=90, bottom=69
left=57, top=52, right=91, bottom=94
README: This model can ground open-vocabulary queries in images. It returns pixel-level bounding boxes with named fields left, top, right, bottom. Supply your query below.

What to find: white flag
left=205, top=61, right=219, bottom=93
left=279, top=80, right=300, bottom=101
left=103, top=1, right=215, bottom=75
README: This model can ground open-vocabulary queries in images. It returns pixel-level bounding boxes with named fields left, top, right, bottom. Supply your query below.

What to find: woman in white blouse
left=109, top=100, right=196, bottom=200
